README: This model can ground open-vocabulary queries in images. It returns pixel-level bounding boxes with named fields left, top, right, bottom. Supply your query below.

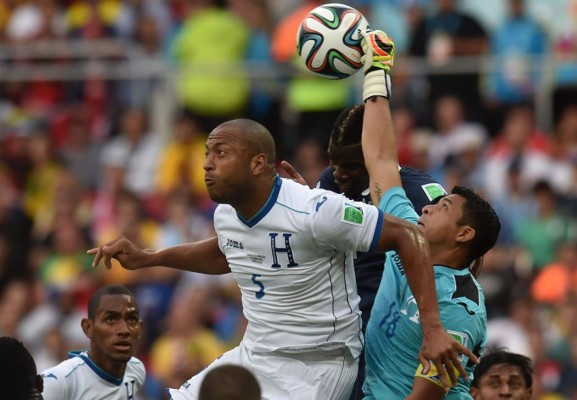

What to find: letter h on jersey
left=269, top=233, right=298, bottom=268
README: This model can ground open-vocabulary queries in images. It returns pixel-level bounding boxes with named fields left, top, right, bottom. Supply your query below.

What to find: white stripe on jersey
left=214, top=177, right=384, bottom=358
left=41, top=351, right=145, bottom=400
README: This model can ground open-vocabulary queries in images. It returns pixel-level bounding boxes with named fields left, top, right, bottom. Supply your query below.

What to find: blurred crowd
left=0, top=0, right=576, bottom=399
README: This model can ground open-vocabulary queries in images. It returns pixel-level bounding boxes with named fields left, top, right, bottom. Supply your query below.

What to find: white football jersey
left=41, top=351, right=145, bottom=400
left=214, top=177, right=384, bottom=358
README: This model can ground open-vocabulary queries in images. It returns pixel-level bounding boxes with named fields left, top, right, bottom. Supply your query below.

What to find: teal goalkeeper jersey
left=363, top=187, right=487, bottom=400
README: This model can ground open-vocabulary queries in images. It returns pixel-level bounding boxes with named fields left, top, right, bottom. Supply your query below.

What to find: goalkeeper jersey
left=41, top=351, right=145, bottom=400
left=363, top=187, right=486, bottom=400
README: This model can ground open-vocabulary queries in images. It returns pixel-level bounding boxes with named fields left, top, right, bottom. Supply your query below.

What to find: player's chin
left=110, top=351, right=133, bottom=363
left=206, top=188, right=223, bottom=203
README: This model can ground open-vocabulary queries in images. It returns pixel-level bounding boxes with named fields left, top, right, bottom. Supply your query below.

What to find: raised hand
left=360, top=29, right=395, bottom=101
left=361, top=29, right=395, bottom=73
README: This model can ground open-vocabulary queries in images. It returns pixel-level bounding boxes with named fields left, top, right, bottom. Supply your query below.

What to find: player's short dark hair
left=471, top=348, right=533, bottom=389
left=198, top=364, right=261, bottom=400
left=0, top=336, right=43, bottom=399
left=452, top=186, right=501, bottom=265
left=87, top=285, right=136, bottom=321
left=330, top=104, right=364, bottom=147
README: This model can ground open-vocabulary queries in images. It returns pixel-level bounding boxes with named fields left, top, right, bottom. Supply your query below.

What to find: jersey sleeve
left=311, top=193, right=383, bottom=253
left=377, top=186, right=419, bottom=225
left=41, top=368, right=67, bottom=400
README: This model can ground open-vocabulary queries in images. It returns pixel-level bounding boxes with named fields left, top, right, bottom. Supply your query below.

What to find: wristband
left=363, top=68, right=391, bottom=102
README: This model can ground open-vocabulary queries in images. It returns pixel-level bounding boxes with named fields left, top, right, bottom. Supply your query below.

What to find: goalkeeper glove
left=360, top=29, right=395, bottom=101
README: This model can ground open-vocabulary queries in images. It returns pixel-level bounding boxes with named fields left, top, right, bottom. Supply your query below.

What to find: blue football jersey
left=363, top=187, right=486, bottom=400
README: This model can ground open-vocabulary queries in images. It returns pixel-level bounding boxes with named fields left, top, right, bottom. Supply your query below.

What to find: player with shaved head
left=90, top=120, right=474, bottom=398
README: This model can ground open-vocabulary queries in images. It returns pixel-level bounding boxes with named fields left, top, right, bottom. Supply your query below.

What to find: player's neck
left=234, top=174, right=277, bottom=220
left=87, top=350, right=128, bottom=379
left=430, top=247, right=468, bottom=270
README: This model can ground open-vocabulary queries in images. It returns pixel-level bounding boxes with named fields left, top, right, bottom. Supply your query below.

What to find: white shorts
left=168, top=341, right=358, bottom=400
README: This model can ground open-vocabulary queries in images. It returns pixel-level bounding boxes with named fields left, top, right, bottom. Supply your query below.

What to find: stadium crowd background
left=0, top=0, right=576, bottom=398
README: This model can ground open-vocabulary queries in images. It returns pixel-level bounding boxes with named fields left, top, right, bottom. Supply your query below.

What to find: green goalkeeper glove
left=360, top=29, right=395, bottom=101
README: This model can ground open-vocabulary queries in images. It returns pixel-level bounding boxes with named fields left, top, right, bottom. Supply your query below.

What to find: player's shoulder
left=126, top=356, right=146, bottom=376
left=41, top=352, right=87, bottom=380
left=279, top=178, right=342, bottom=209
left=436, top=268, right=486, bottom=315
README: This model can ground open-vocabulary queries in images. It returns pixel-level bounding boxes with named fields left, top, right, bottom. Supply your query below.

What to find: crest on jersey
left=421, top=183, right=447, bottom=201
left=342, top=202, right=364, bottom=225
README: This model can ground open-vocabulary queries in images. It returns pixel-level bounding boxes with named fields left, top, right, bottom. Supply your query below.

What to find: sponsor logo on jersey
left=390, top=253, right=405, bottom=275
left=226, top=238, right=244, bottom=249
left=421, top=183, right=447, bottom=201
left=342, top=203, right=364, bottom=225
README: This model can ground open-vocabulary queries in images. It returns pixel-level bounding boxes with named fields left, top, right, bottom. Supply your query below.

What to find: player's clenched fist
left=361, top=29, right=395, bottom=101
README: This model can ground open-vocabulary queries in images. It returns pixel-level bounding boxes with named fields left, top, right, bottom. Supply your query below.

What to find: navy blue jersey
left=318, top=165, right=446, bottom=331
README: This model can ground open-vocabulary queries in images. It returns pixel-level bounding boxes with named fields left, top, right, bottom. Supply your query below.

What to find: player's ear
left=251, top=153, right=267, bottom=174
left=469, top=387, right=478, bottom=399
left=81, top=318, right=93, bottom=338
left=456, top=225, right=475, bottom=244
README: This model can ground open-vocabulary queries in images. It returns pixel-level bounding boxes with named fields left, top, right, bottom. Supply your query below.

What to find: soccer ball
left=296, top=3, right=370, bottom=80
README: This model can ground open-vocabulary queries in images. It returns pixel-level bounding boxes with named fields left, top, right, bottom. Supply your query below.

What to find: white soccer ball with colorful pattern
left=296, top=3, right=370, bottom=80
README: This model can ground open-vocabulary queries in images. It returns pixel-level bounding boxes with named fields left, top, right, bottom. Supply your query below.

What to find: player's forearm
left=394, top=224, right=443, bottom=330
left=363, top=97, right=398, bottom=171
left=362, top=97, right=401, bottom=204
left=147, top=237, right=230, bottom=275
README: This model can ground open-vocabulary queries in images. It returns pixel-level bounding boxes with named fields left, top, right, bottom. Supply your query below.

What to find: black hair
left=452, top=186, right=501, bottom=265
left=330, top=104, right=365, bottom=147
left=87, top=285, right=136, bottom=321
left=472, top=348, right=533, bottom=389
left=0, top=336, right=43, bottom=399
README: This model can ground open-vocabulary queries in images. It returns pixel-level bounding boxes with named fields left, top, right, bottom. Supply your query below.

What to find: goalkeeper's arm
left=360, top=29, right=400, bottom=204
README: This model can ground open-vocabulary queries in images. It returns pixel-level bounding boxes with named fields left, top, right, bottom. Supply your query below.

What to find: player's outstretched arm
left=360, top=29, right=399, bottom=204
left=361, top=29, right=478, bottom=390
left=87, top=236, right=230, bottom=275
